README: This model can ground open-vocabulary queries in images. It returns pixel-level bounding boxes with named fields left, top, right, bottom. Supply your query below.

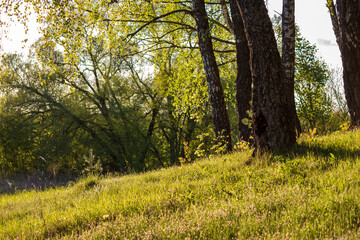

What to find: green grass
left=2, top=130, right=360, bottom=239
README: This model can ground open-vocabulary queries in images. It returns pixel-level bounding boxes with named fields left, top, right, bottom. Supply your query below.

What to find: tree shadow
left=0, top=173, right=75, bottom=195
left=279, top=139, right=360, bottom=165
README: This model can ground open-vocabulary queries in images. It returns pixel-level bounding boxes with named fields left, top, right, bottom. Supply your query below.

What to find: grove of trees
left=0, top=0, right=355, bottom=176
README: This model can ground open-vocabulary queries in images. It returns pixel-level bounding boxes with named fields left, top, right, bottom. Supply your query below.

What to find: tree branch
left=126, top=9, right=193, bottom=40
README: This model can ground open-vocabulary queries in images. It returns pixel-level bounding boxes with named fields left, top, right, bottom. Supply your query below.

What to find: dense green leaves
left=295, top=35, right=332, bottom=131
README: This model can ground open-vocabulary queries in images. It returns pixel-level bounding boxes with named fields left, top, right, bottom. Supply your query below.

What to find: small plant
left=302, top=128, right=317, bottom=146
left=194, top=132, right=212, bottom=158
left=234, top=140, right=250, bottom=151
left=308, top=128, right=317, bottom=138
left=195, top=130, right=230, bottom=158
left=241, top=109, right=253, bottom=129
left=82, top=149, right=103, bottom=176
left=340, top=121, right=350, bottom=131
left=210, top=139, right=228, bottom=155
left=179, top=141, right=191, bottom=166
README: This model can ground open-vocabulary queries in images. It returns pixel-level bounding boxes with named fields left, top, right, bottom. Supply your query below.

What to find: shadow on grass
left=292, top=141, right=360, bottom=160
left=0, top=173, right=75, bottom=195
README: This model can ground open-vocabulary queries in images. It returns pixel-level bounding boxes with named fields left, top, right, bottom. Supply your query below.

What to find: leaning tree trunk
left=235, top=0, right=296, bottom=152
left=229, top=0, right=252, bottom=142
left=328, top=0, right=360, bottom=127
left=192, top=0, right=233, bottom=152
left=326, top=0, right=342, bottom=47
left=282, top=0, right=301, bottom=135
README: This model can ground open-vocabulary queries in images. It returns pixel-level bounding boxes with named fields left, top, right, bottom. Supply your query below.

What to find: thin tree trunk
left=220, top=0, right=234, bottom=34
left=235, top=0, right=296, bottom=152
left=229, top=0, right=252, bottom=142
left=138, top=106, right=159, bottom=171
left=282, top=0, right=301, bottom=134
left=329, top=0, right=360, bottom=127
left=192, top=0, right=233, bottom=152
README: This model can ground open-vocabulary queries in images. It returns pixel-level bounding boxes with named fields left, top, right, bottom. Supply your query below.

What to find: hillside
left=1, top=130, right=360, bottom=239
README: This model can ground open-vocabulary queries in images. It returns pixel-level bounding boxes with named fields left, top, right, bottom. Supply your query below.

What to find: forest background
left=0, top=0, right=351, bottom=177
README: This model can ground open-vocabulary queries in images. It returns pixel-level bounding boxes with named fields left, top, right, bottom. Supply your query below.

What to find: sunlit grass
left=1, top=130, right=360, bottom=239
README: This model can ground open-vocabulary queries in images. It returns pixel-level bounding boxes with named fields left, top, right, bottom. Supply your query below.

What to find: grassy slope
left=1, top=130, right=360, bottom=239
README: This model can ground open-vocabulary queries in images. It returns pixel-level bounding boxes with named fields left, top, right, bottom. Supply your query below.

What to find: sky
left=268, top=0, right=341, bottom=68
left=0, top=9, right=41, bottom=55
left=0, top=0, right=342, bottom=68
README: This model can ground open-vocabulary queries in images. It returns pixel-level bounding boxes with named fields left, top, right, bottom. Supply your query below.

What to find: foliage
left=295, top=35, right=332, bottom=132
left=2, top=130, right=360, bottom=238
left=0, top=38, right=214, bottom=174
left=0, top=0, right=242, bottom=174
left=0, top=53, right=85, bottom=176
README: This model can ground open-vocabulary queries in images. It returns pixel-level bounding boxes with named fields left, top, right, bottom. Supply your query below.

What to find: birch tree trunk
left=282, top=0, right=301, bottom=134
left=192, top=0, right=233, bottom=151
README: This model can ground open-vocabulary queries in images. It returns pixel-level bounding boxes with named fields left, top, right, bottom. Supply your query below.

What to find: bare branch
left=127, top=9, right=193, bottom=39
left=220, top=0, right=234, bottom=34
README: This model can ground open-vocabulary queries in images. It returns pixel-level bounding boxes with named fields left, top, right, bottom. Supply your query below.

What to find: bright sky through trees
left=268, top=0, right=341, bottom=67
left=1, top=0, right=341, bottom=67
left=0, top=7, right=40, bottom=54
